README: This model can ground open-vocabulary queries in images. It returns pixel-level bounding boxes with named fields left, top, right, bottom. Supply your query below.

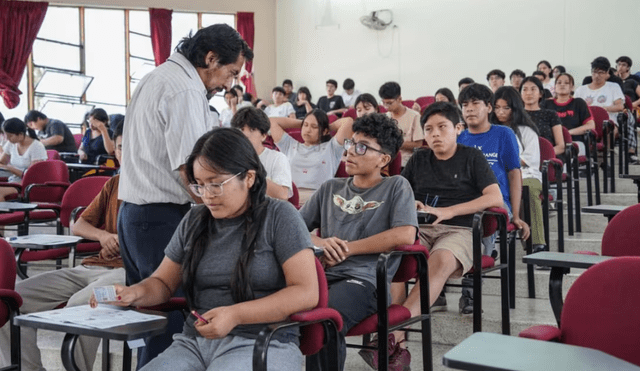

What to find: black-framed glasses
left=189, top=172, right=242, bottom=197
left=343, top=139, right=387, bottom=156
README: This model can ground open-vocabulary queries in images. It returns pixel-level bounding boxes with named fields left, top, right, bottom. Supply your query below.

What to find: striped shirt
left=119, top=52, right=216, bottom=205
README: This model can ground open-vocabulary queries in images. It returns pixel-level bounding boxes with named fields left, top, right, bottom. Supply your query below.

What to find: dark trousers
left=306, top=277, right=378, bottom=371
left=117, top=201, right=191, bottom=370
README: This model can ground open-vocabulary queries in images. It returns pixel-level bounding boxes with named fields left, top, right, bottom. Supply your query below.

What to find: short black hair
left=282, top=79, right=293, bottom=87
left=272, top=86, right=286, bottom=95
left=510, top=69, right=526, bottom=79
left=89, top=108, right=109, bottom=124
left=296, top=86, right=312, bottom=103
left=243, top=93, right=253, bottom=102
left=343, top=78, right=355, bottom=90
left=487, top=69, right=505, bottom=81
left=354, top=93, right=379, bottom=111
left=421, top=101, right=461, bottom=127
left=112, top=120, right=124, bottom=141
left=378, top=82, right=401, bottom=100
left=352, top=113, right=403, bottom=158
left=326, top=79, right=338, bottom=88
left=458, top=77, right=475, bottom=87
left=24, top=110, right=47, bottom=123
left=553, top=65, right=566, bottom=74
left=434, top=88, right=456, bottom=103
left=616, top=56, right=632, bottom=68
left=225, top=89, right=238, bottom=98
left=591, top=56, right=611, bottom=72
left=532, top=70, right=546, bottom=79
left=458, top=83, right=493, bottom=106
left=232, top=84, right=244, bottom=93
left=230, top=106, right=271, bottom=135
left=176, top=24, right=253, bottom=68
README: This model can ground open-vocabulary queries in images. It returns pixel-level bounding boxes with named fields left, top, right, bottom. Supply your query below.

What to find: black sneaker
left=430, top=291, right=447, bottom=312
left=459, top=279, right=475, bottom=315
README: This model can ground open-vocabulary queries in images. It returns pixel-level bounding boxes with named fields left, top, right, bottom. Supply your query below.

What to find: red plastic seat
left=327, top=114, right=338, bottom=124
left=539, top=137, right=566, bottom=254
left=46, top=150, right=60, bottom=160
left=0, top=238, right=23, bottom=371
left=519, top=257, right=640, bottom=366
left=285, top=128, right=304, bottom=143
left=575, top=204, right=640, bottom=257
left=343, top=108, right=357, bottom=120
left=288, top=182, right=300, bottom=209
left=334, top=161, right=349, bottom=178
left=415, top=96, right=435, bottom=110
left=401, top=100, right=416, bottom=109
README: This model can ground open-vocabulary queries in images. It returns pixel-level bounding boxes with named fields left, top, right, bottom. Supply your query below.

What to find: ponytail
left=27, top=128, right=39, bottom=140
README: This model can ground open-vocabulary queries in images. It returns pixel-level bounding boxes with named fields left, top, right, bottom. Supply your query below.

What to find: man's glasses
left=343, top=139, right=386, bottom=156
left=189, top=172, right=242, bottom=197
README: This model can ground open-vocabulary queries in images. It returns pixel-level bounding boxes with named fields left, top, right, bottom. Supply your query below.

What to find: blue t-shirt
left=457, top=124, right=520, bottom=211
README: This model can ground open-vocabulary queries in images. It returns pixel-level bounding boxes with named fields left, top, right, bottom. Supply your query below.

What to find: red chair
left=344, top=244, right=432, bottom=371
left=253, top=258, right=343, bottom=371
left=560, top=126, right=580, bottom=235
left=288, top=182, right=300, bottom=209
left=334, top=161, right=349, bottom=178
left=402, top=100, right=416, bottom=110
left=540, top=137, right=566, bottom=253
left=285, top=128, right=304, bottom=143
left=378, top=106, right=388, bottom=113
left=46, top=150, right=60, bottom=160
left=519, top=256, right=640, bottom=367
left=327, top=114, right=338, bottom=124
left=416, top=96, right=436, bottom=110
left=73, top=133, right=83, bottom=150
left=589, top=106, right=615, bottom=194
left=0, top=238, right=22, bottom=371
left=343, top=108, right=357, bottom=120
left=387, top=152, right=402, bottom=176
left=576, top=204, right=640, bottom=257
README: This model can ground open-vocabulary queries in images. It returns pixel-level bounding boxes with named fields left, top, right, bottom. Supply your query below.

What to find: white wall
left=276, top=0, right=640, bottom=101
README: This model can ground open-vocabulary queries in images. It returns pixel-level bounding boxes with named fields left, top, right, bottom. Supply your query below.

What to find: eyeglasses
left=591, top=69, right=607, bottom=76
left=343, top=139, right=386, bottom=156
left=189, top=172, right=242, bottom=197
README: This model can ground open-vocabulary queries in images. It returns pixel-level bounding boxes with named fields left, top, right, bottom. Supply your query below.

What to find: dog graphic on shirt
left=333, top=194, right=383, bottom=214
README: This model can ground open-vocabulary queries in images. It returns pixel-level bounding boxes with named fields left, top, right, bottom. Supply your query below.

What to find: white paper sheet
left=20, top=305, right=165, bottom=329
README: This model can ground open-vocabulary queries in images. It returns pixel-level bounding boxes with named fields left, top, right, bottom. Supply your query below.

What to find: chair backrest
left=47, top=150, right=60, bottom=160
left=560, top=126, right=572, bottom=144
left=288, top=182, right=300, bottom=209
left=285, top=129, right=304, bottom=143
left=402, top=100, right=415, bottom=109
left=378, top=105, right=388, bottom=113
left=560, top=256, right=640, bottom=366
left=0, top=239, right=17, bottom=326
left=601, top=204, right=640, bottom=257
left=73, top=133, right=83, bottom=149
left=21, top=160, right=69, bottom=202
left=624, top=95, right=633, bottom=111
left=59, top=176, right=111, bottom=228
left=388, top=152, right=402, bottom=176
left=415, top=96, right=435, bottom=109
left=343, top=108, right=357, bottom=120
left=588, top=106, right=609, bottom=140
left=335, top=161, right=349, bottom=178
left=327, top=114, right=338, bottom=124
left=298, top=258, right=330, bottom=355
left=539, top=137, right=559, bottom=182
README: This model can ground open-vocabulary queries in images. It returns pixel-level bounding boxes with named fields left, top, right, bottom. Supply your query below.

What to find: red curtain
left=0, top=1, right=48, bottom=109
left=149, top=8, right=172, bottom=66
left=237, top=12, right=256, bottom=96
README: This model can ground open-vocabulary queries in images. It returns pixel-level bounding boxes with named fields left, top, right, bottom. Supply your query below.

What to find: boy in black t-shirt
left=390, top=102, right=503, bottom=344
left=317, top=79, right=346, bottom=116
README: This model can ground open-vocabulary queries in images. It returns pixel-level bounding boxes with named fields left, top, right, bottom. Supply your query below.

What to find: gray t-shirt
left=40, top=118, right=77, bottom=153
left=299, top=176, right=418, bottom=286
left=164, top=199, right=313, bottom=343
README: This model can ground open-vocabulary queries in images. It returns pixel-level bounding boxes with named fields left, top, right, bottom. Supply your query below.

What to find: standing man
left=118, top=24, right=252, bottom=368
left=24, top=110, right=77, bottom=153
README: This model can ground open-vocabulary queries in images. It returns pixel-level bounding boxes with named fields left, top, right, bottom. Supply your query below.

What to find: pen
left=191, top=310, right=209, bottom=324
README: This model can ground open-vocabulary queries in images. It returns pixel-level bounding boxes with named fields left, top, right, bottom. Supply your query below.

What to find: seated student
left=294, top=86, right=316, bottom=119
left=487, top=69, right=506, bottom=92
left=458, top=77, right=475, bottom=92
left=0, top=118, right=47, bottom=201
left=341, top=78, right=361, bottom=108
left=219, top=89, right=239, bottom=127
left=510, top=69, right=526, bottom=91
left=299, top=113, right=417, bottom=371
left=552, top=65, right=566, bottom=81
left=78, top=108, right=114, bottom=163
left=532, top=71, right=553, bottom=99
left=354, top=93, right=379, bottom=117
left=537, top=60, right=555, bottom=95
left=385, top=102, right=503, bottom=363
left=435, top=87, right=457, bottom=104
left=282, top=79, right=297, bottom=105
left=379, top=81, right=424, bottom=167
left=520, top=76, right=565, bottom=156
left=231, top=106, right=292, bottom=200
left=0, top=126, right=125, bottom=371
left=232, top=84, right=253, bottom=110
left=24, top=110, right=77, bottom=153
left=270, top=110, right=353, bottom=204
left=95, top=128, right=318, bottom=371
left=262, top=87, right=296, bottom=118
left=616, top=56, right=640, bottom=109
left=541, top=73, right=595, bottom=156
left=492, top=87, right=546, bottom=253
left=317, top=79, right=347, bottom=116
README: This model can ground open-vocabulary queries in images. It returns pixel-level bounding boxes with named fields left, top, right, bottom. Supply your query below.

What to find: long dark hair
left=2, top=118, right=39, bottom=140
left=183, top=128, right=268, bottom=307
left=490, top=87, right=539, bottom=151
left=304, top=109, right=331, bottom=143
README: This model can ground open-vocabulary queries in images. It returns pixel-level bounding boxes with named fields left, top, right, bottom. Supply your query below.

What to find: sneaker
left=358, top=333, right=395, bottom=370
left=389, top=343, right=411, bottom=371
left=459, top=279, right=474, bottom=315
left=430, top=291, right=447, bottom=312
left=533, top=244, right=551, bottom=270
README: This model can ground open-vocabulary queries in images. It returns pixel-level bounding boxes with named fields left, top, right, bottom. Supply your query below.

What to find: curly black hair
left=352, top=113, right=403, bottom=158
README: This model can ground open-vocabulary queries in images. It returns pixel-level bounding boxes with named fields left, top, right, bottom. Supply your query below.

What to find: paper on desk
left=6, top=235, right=83, bottom=245
left=23, top=305, right=164, bottom=329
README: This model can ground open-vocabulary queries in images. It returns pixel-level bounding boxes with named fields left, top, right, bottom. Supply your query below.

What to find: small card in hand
left=93, top=285, right=117, bottom=303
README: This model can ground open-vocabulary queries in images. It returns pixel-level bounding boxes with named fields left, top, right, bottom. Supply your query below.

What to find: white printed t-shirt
left=574, top=82, right=624, bottom=122
left=276, top=134, right=343, bottom=190
left=2, top=140, right=47, bottom=182
left=265, top=102, right=295, bottom=118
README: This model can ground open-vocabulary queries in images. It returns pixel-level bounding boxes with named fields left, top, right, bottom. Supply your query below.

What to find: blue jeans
left=117, top=201, right=191, bottom=369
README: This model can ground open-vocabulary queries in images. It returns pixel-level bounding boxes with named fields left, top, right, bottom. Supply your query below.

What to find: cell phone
left=191, top=310, right=209, bottom=324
